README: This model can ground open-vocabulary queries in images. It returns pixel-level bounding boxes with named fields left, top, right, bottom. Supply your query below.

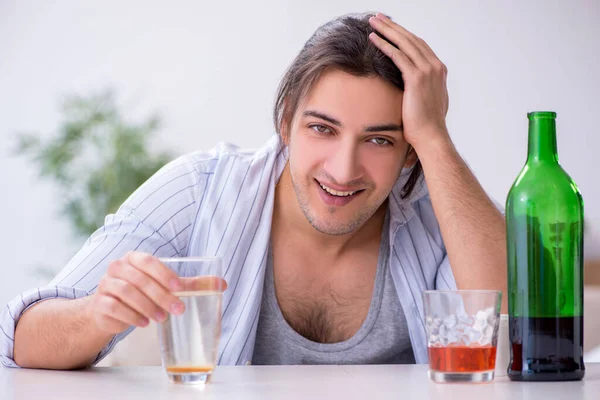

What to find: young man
left=1, top=12, right=506, bottom=369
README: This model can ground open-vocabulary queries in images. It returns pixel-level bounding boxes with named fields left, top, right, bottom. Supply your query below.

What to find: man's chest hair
left=275, top=280, right=373, bottom=344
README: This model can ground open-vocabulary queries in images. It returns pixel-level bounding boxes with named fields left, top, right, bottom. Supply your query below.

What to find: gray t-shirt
left=252, top=216, right=415, bottom=365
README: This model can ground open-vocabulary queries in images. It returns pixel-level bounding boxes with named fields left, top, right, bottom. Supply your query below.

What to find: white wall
left=1, top=0, right=599, bottom=307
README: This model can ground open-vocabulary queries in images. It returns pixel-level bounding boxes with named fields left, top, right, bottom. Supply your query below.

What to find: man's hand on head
left=368, top=13, right=450, bottom=152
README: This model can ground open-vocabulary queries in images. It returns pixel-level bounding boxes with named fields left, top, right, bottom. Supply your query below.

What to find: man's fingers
left=180, top=276, right=228, bottom=293
left=106, top=253, right=226, bottom=322
left=369, top=15, right=427, bottom=68
left=372, top=13, right=442, bottom=67
left=368, top=32, right=415, bottom=74
left=96, top=294, right=149, bottom=328
left=107, top=259, right=185, bottom=316
left=127, top=252, right=183, bottom=292
left=101, top=277, right=167, bottom=323
left=413, top=36, right=440, bottom=64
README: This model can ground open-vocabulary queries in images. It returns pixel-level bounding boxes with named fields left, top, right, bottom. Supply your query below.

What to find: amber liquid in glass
left=166, top=366, right=214, bottom=374
left=428, top=345, right=497, bottom=372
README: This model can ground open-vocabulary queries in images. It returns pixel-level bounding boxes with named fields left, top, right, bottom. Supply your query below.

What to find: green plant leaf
left=14, top=88, right=175, bottom=239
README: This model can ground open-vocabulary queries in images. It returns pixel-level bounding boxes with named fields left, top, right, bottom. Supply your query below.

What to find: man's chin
left=306, top=215, right=361, bottom=236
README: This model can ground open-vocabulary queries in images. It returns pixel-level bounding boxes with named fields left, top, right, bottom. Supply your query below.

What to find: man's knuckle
left=140, top=254, right=155, bottom=266
left=391, top=51, right=403, bottom=64
left=413, top=70, right=425, bottom=81
left=133, top=273, right=152, bottom=291
left=117, top=281, right=134, bottom=297
left=100, top=296, right=119, bottom=314
left=161, top=269, right=177, bottom=284
left=102, top=276, right=121, bottom=292
left=108, top=299, right=120, bottom=314
left=107, top=260, right=122, bottom=275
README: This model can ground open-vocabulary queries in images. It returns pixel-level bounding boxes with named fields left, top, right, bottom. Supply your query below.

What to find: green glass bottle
left=506, top=111, right=584, bottom=381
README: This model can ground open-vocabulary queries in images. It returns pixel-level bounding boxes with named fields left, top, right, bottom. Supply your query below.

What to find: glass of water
left=157, top=257, right=225, bottom=385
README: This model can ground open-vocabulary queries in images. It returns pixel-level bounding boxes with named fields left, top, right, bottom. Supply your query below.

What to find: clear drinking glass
left=423, top=290, right=502, bottom=383
left=157, top=257, right=225, bottom=385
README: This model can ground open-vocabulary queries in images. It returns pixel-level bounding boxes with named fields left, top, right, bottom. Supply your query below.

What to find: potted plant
left=15, top=89, right=174, bottom=278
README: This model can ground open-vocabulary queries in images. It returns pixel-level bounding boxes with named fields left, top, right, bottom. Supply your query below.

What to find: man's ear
left=403, top=146, right=418, bottom=168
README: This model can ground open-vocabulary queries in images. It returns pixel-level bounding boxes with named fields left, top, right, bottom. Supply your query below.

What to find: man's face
left=285, top=68, right=412, bottom=236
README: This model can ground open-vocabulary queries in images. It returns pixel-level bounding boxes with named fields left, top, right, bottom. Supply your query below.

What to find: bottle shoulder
left=509, top=162, right=580, bottom=192
left=506, top=162, right=583, bottom=211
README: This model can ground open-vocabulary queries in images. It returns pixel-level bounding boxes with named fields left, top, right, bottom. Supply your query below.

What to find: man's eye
left=310, top=124, right=331, bottom=134
left=370, top=137, right=391, bottom=146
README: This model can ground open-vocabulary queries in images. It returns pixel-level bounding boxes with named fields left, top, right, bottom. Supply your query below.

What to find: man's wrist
left=410, top=127, right=455, bottom=163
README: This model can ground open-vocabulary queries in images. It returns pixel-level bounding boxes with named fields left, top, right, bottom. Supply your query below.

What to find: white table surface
left=1, top=364, right=599, bottom=400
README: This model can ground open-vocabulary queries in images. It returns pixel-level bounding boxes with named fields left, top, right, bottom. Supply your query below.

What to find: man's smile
left=314, top=179, right=365, bottom=207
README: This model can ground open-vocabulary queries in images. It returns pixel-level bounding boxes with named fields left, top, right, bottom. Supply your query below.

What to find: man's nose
left=323, top=140, right=363, bottom=185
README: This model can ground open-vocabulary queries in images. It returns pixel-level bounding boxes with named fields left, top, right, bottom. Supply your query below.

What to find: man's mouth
left=315, top=179, right=364, bottom=197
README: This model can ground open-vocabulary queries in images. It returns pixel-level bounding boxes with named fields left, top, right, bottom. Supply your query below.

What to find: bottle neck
left=527, top=116, right=558, bottom=163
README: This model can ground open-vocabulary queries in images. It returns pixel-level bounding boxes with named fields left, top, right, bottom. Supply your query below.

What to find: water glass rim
left=159, top=257, right=222, bottom=263
left=423, top=289, right=501, bottom=295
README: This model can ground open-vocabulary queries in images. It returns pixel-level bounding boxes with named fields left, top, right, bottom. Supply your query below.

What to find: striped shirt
left=0, top=134, right=457, bottom=368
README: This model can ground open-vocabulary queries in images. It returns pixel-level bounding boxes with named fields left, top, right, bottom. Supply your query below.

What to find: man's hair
left=273, top=12, right=423, bottom=199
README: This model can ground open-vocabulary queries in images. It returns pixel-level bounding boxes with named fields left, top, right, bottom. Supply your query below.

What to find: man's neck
left=272, top=163, right=387, bottom=259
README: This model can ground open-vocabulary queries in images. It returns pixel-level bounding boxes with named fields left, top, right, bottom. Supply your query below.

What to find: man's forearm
left=415, top=132, right=508, bottom=310
left=14, top=296, right=114, bottom=369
